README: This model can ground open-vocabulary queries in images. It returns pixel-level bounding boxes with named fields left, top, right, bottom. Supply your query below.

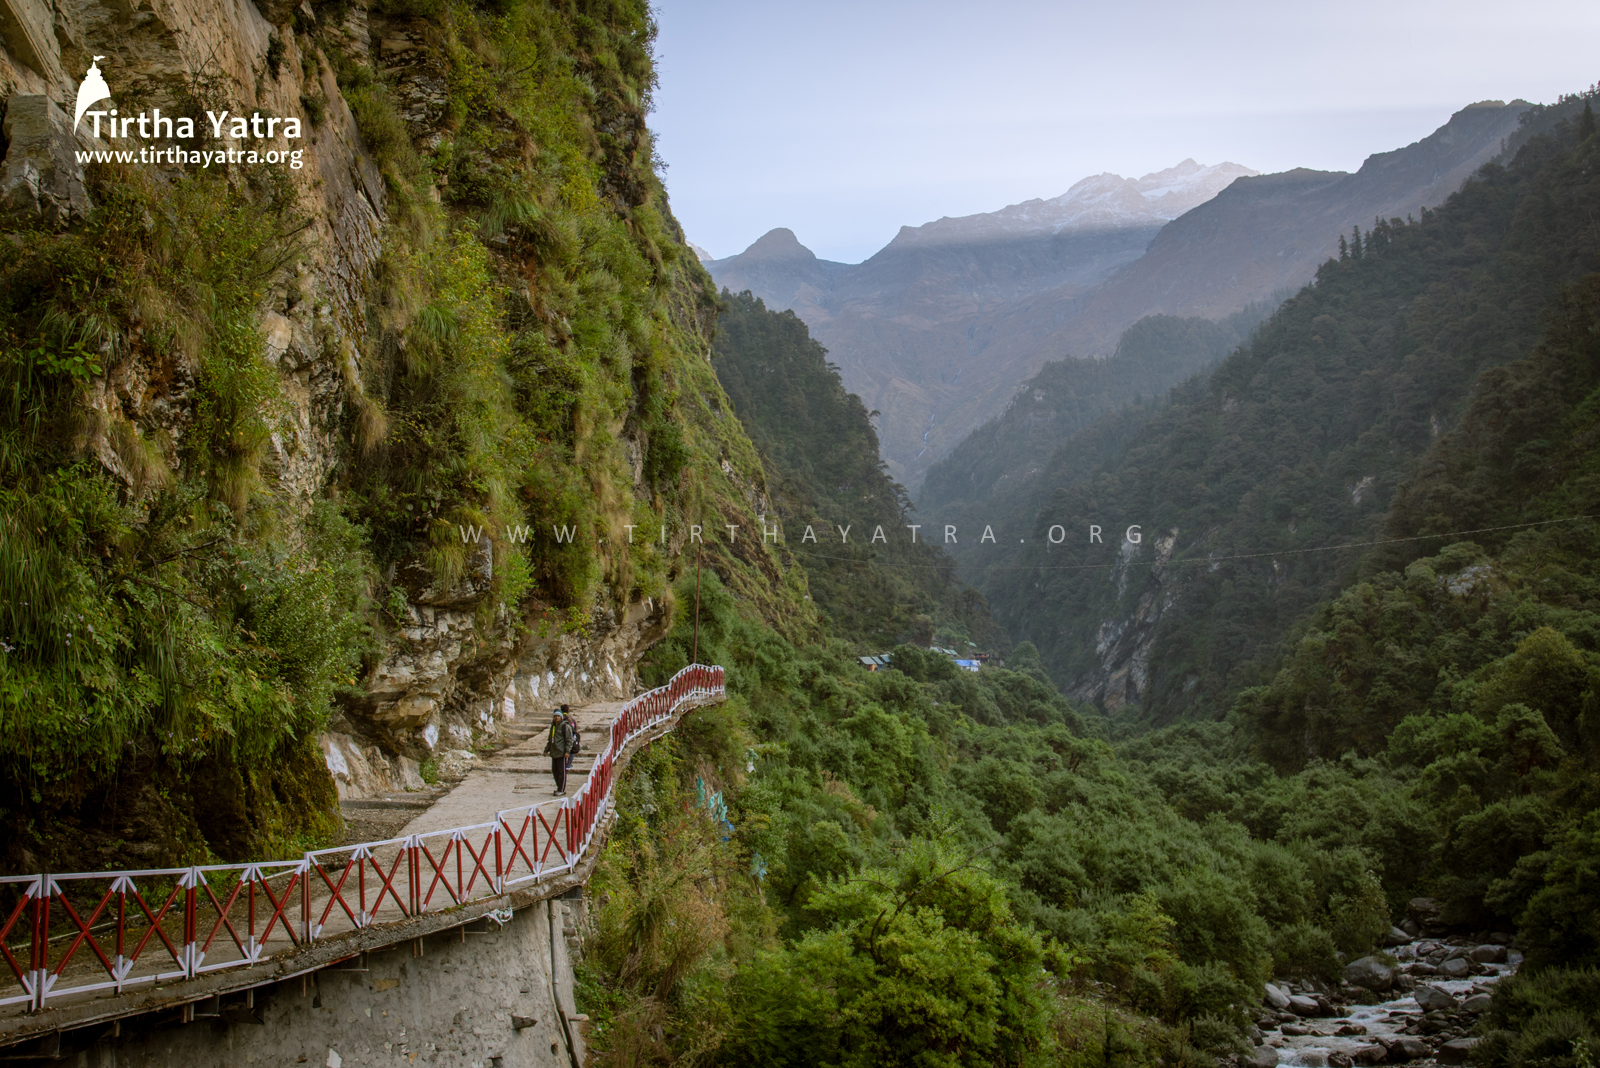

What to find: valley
left=0, top=1, right=1596, bottom=1066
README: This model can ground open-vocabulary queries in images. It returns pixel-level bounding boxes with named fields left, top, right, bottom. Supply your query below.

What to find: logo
left=74, top=56, right=111, bottom=131
left=68, top=54, right=306, bottom=170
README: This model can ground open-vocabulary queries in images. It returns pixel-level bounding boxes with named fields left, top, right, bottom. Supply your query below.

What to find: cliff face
left=0, top=0, right=803, bottom=869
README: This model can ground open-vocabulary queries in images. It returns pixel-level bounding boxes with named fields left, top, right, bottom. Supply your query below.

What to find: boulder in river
left=1288, top=994, right=1322, bottom=1016
left=1246, top=1045, right=1280, bottom=1068
left=1469, top=944, right=1507, bottom=964
left=1461, top=993, right=1493, bottom=1013
left=1407, top=898, right=1441, bottom=925
left=1354, top=1045, right=1389, bottom=1065
left=1382, top=926, right=1411, bottom=947
left=1344, top=955, right=1396, bottom=992
left=1439, top=1038, right=1480, bottom=1065
left=1414, top=985, right=1459, bottom=1012
left=1265, top=983, right=1292, bottom=1010
left=1382, top=1036, right=1433, bottom=1061
left=1439, top=958, right=1472, bottom=979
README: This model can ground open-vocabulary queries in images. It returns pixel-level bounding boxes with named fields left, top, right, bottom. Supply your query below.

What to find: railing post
left=301, top=855, right=313, bottom=943
left=30, top=876, right=45, bottom=1012
left=114, top=876, right=127, bottom=993
left=184, top=867, right=199, bottom=977
left=408, top=837, right=420, bottom=915
left=494, top=820, right=504, bottom=894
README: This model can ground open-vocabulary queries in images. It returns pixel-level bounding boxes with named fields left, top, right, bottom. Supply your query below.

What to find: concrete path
left=397, top=702, right=627, bottom=838
left=0, top=683, right=722, bottom=1044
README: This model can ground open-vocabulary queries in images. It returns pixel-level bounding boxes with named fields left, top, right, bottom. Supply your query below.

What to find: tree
left=723, top=838, right=1053, bottom=1068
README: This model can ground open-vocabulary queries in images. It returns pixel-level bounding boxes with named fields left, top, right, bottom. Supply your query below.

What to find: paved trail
left=336, top=702, right=627, bottom=845
left=398, top=702, right=626, bottom=837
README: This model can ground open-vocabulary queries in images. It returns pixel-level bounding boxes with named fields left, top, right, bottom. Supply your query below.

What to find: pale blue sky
left=651, top=0, right=1599, bottom=263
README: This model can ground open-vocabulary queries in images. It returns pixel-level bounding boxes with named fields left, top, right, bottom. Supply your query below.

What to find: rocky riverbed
left=1244, top=920, right=1517, bottom=1068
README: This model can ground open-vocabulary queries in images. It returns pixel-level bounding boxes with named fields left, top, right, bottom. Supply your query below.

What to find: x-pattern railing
left=0, top=663, right=724, bottom=1015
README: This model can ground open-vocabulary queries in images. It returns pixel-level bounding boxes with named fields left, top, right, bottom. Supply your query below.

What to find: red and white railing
left=0, top=663, right=724, bottom=1014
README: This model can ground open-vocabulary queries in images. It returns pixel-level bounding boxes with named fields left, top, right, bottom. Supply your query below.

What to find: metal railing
left=0, top=663, right=725, bottom=1014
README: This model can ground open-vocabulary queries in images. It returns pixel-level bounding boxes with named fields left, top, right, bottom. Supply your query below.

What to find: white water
left=1268, top=954, right=1519, bottom=1067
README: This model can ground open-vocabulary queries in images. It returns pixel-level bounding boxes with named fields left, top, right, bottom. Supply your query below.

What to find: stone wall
left=68, top=898, right=591, bottom=1068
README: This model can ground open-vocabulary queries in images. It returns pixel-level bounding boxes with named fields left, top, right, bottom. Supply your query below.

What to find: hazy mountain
left=917, top=305, right=1279, bottom=525
left=978, top=100, right=1531, bottom=367
left=711, top=104, right=1528, bottom=494
left=705, top=227, right=850, bottom=324
left=706, top=161, right=1255, bottom=487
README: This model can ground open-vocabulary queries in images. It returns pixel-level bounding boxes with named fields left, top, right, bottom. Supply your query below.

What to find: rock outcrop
left=0, top=0, right=675, bottom=808
left=0, top=95, right=89, bottom=223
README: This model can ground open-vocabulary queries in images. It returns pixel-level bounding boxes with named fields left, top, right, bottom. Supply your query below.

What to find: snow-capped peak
left=896, top=160, right=1260, bottom=247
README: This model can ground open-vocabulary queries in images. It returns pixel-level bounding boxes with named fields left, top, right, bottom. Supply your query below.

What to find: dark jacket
left=544, top=718, right=578, bottom=756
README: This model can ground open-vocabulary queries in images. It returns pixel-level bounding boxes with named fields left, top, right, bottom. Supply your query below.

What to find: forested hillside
left=969, top=96, right=1600, bottom=719
left=920, top=304, right=1278, bottom=551
left=712, top=290, right=1003, bottom=650
left=571, top=128, right=1600, bottom=1059
left=0, top=0, right=811, bottom=872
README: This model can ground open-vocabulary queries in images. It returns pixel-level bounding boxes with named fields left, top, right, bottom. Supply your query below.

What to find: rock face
left=0, top=94, right=89, bottom=224
left=0, top=0, right=675, bottom=806
left=327, top=586, right=670, bottom=799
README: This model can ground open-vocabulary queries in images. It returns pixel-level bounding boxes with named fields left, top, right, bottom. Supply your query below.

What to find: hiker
left=561, top=704, right=581, bottom=774
left=544, top=709, right=577, bottom=794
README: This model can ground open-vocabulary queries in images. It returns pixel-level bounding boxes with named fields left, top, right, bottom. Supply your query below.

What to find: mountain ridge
left=708, top=103, right=1529, bottom=492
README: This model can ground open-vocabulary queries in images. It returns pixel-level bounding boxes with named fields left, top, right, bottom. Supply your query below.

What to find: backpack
left=565, top=717, right=583, bottom=753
